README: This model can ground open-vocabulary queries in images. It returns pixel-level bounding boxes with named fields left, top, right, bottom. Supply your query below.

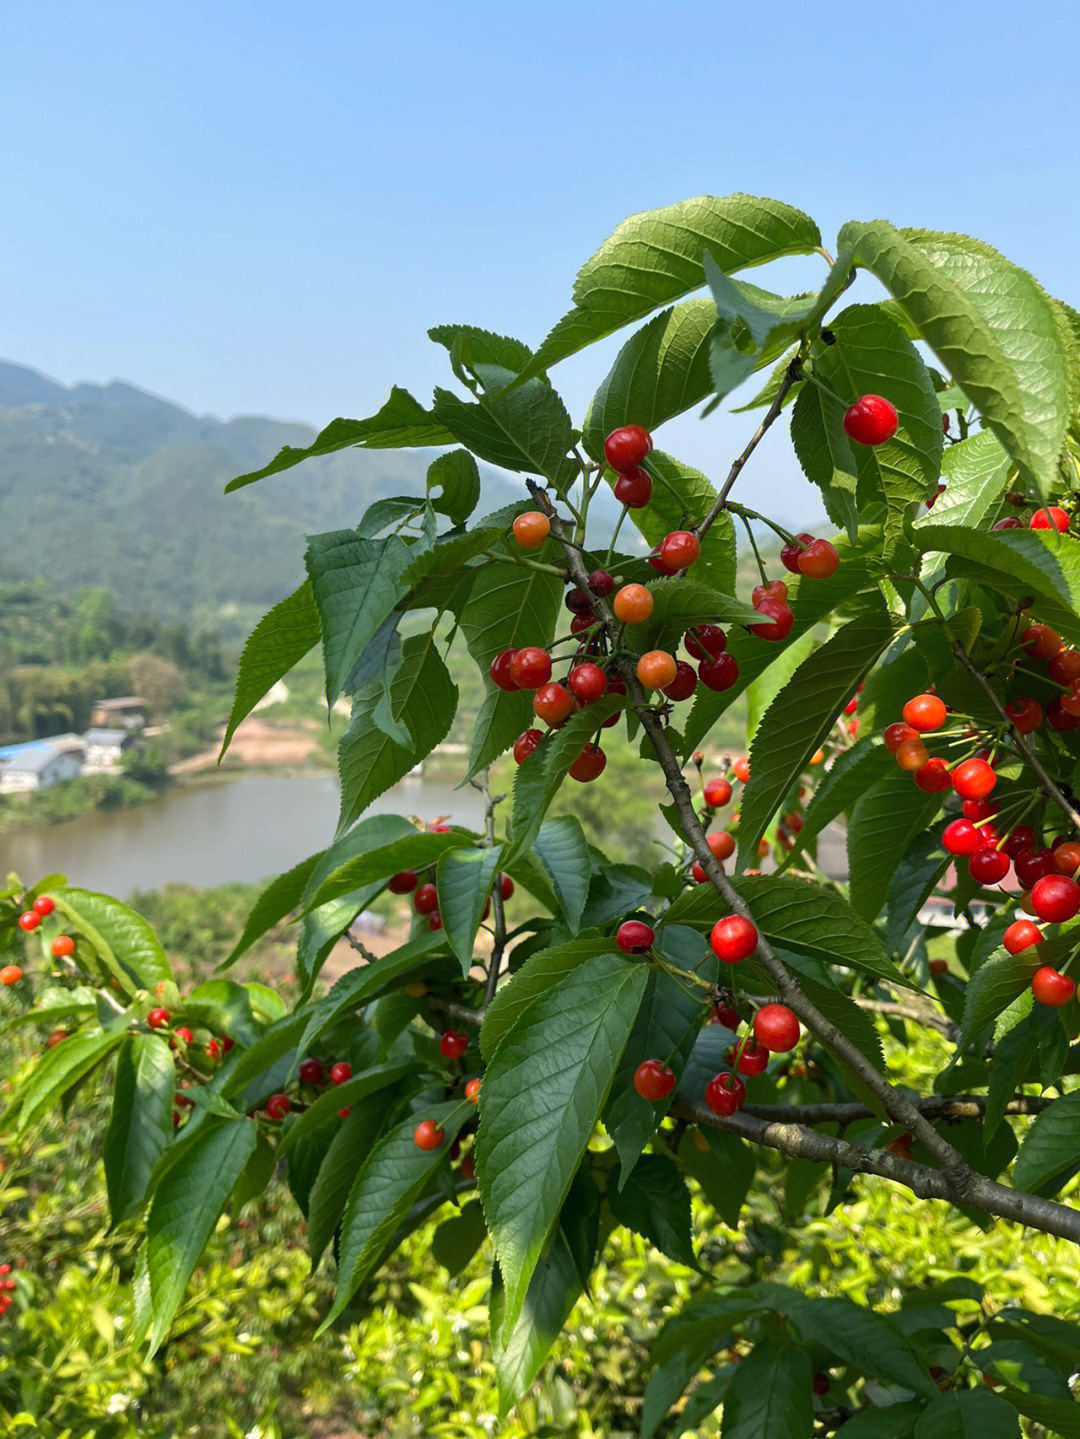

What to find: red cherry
left=813, top=1374, right=831, bottom=1397
left=329, top=1061, right=352, bottom=1085
left=414, top=1118, right=446, bottom=1151
left=648, top=546, right=676, bottom=576
left=1031, top=966, right=1076, bottom=1007
left=895, top=738, right=929, bottom=771
left=1003, top=824, right=1037, bottom=861
left=914, top=758, right=951, bottom=793
left=0, top=965, right=23, bottom=986
left=963, top=798, right=999, bottom=822
left=1060, top=682, right=1080, bottom=718
left=733, top=757, right=750, bottom=783
left=17, top=912, right=39, bottom=932
left=1046, top=698, right=1080, bottom=731
left=613, top=468, right=653, bottom=508
left=465, top=1077, right=482, bottom=1102
left=266, top=1094, right=291, bottom=1121
left=47, top=1028, right=67, bottom=1047
left=707, top=832, right=736, bottom=862
left=753, top=1004, right=800, bottom=1052
left=883, top=722, right=918, bottom=753
left=616, top=920, right=655, bottom=953
left=1003, top=920, right=1043, bottom=955
left=968, top=848, right=1010, bottom=885
left=1047, top=649, right=1080, bottom=685
left=222, top=1036, right=235, bottom=1053
left=952, top=757, right=996, bottom=800
left=751, top=580, right=788, bottom=606
left=299, top=1058, right=325, bottom=1085
left=1029, top=506, right=1070, bottom=532
left=428, top=911, right=443, bottom=931
left=51, top=935, right=76, bottom=958
left=797, top=539, right=840, bottom=579
left=698, top=654, right=740, bottom=692
left=705, top=1071, right=746, bottom=1116
left=660, top=531, right=701, bottom=572
left=633, top=1059, right=677, bottom=1101
left=388, top=870, right=418, bottom=895
left=587, top=569, right=614, bottom=597
left=1005, top=696, right=1043, bottom=733
left=533, top=682, right=576, bottom=727
left=662, top=661, right=698, bottom=701
left=570, top=610, right=598, bottom=637
left=499, top=873, right=514, bottom=900
left=843, top=394, right=899, bottom=446
left=994, top=517, right=1023, bottom=529
left=564, top=586, right=593, bottom=613
left=568, top=662, right=608, bottom=704
left=780, top=533, right=814, bottom=574
left=147, top=1008, right=169, bottom=1029
left=509, top=647, right=552, bottom=690
left=1053, top=841, right=1080, bottom=876
left=1031, top=874, right=1080, bottom=924
left=1014, top=848, right=1056, bottom=890
left=685, top=624, right=727, bottom=660
left=942, top=819, right=981, bottom=856
left=489, top=649, right=521, bottom=691
left=902, top=694, right=947, bottom=732
left=172, top=1027, right=194, bottom=1046
left=414, top=883, right=439, bottom=915
left=712, top=1004, right=742, bottom=1030
left=748, top=597, right=794, bottom=642
left=604, top=424, right=653, bottom=473
left=513, top=728, right=544, bottom=765
left=440, top=1029, right=469, bottom=1060
left=704, top=777, right=733, bottom=807
left=710, top=915, right=757, bottom=964
left=733, top=1038, right=770, bottom=1076
left=569, top=742, right=607, bottom=782
left=1021, top=624, right=1062, bottom=659
left=32, top=895, right=55, bottom=917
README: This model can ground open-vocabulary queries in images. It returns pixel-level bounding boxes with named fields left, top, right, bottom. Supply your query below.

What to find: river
left=0, top=771, right=485, bottom=899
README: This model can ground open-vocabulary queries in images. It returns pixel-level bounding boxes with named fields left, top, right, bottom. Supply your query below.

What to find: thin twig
left=740, top=1094, right=1054, bottom=1124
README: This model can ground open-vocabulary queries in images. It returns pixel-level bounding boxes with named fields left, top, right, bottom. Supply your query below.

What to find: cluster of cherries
left=4, top=895, right=77, bottom=987
left=0, top=1264, right=16, bottom=1321
left=387, top=864, right=515, bottom=934
left=993, top=502, right=1074, bottom=533
left=882, top=680, right=1078, bottom=1007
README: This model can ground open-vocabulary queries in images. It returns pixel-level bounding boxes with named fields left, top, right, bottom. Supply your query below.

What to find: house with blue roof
left=0, top=739, right=84, bottom=794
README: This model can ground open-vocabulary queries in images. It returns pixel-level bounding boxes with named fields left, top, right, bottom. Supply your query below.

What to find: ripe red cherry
left=1046, top=698, right=1080, bottom=732
left=509, top=647, right=552, bottom=690
left=51, top=935, right=76, bottom=957
left=813, top=1374, right=831, bottom=1397
left=513, top=728, right=544, bottom=764
left=440, top=1029, right=469, bottom=1060
left=565, top=586, right=593, bottom=613
left=1031, top=967, right=1076, bottom=1007
left=1047, top=649, right=1080, bottom=685
left=1029, top=506, right=1070, bottom=531
left=733, top=757, right=750, bottom=783
left=710, top=915, right=757, bottom=964
left=843, top=394, right=899, bottom=446
left=914, top=758, right=951, bottom=793
left=489, top=649, right=521, bottom=692
left=749, top=597, right=794, bottom=642
left=712, top=1003, right=742, bottom=1030
left=47, top=1028, right=67, bottom=1047
left=660, top=531, right=701, bottom=571
left=753, top=1004, right=800, bottom=1052
left=902, top=694, right=947, bottom=732
left=616, top=920, right=655, bottom=953
left=465, top=1077, right=482, bottom=1102
left=172, top=1027, right=194, bottom=1046
left=571, top=610, right=598, bottom=636
left=414, top=883, right=439, bottom=915
left=1003, top=824, right=1037, bottom=861
left=952, top=758, right=996, bottom=800
left=1014, top=848, right=1055, bottom=889
left=587, top=569, right=614, bottom=597
left=662, top=662, right=698, bottom=701
left=568, top=662, right=608, bottom=703
left=685, top=624, right=727, bottom=660
left=968, top=848, right=1010, bottom=885
left=512, top=511, right=551, bottom=548
left=699, top=654, right=740, bottom=691
left=707, top=832, right=736, bottom=862
left=1031, top=875, right=1080, bottom=924
left=428, top=912, right=443, bottom=931
left=705, top=1072, right=746, bottom=1115
left=1021, top=624, right=1062, bottom=659
left=1060, top=682, right=1080, bottom=718
left=613, top=468, right=653, bottom=508
left=17, top=912, right=39, bottom=932
left=206, top=1039, right=221, bottom=1061
left=266, top=1094, right=291, bottom=1121
left=963, top=798, right=998, bottom=822
left=299, top=1058, right=325, bottom=1085
left=780, top=533, right=814, bottom=573
left=0, top=965, right=23, bottom=986
left=797, top=539, right=840, bottom=579
left=388, top=870, right=418, bottom=895
left=895, top=738, right=929, bottom=771
left=648, top=547, right=676, bottom=576
left=604, top=424, right=652, bottom=473
left=569, top=743, right=607, bottom=782
left=147, top=1008, right=169, bottom=1029
left=942, top=818, right=981, bottom=856
left=329, top=1061, right=352, bottom=1085
left=1003, top=920, right=1043, bottom=955
left=499, top=873, right=515, bottom=900
left=994, top=517, right=1022, bottom=529
left=883, top=722, right=919, bottom=753
left=1053, top=841, right=1080, bottom=876
left=734, top=1039, right=770, bottom=1076
left=533, top=682, right=576, bottom=727
left=1005, top=696, right=1043, bottom=733
left=633, top=1059, right=677, bottom=1101
left=413, top=1119, right=446, bottom=1150
left=32, top=895, right=55, bottom=917
left=704, top=777, right=732, bottom=807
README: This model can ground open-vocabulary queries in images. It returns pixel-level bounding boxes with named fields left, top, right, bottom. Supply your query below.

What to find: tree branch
left=740, top=1094, right=1054, bottom=1124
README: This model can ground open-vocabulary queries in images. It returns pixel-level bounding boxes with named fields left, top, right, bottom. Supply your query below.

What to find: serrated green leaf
left=722, top=1342, right=814, bottom=1439
left=913, top=431, right=1011, bottom=586
left=279, top=1061, right=416, bottom=1157
left=479, top=935, right=614, bottom=1061
left=619, top=450, right=738, bottom=595
left=608, top=1155, right=697, bottom=1268
left=432, top=381, right=576, bottom=491
left=306, top=1094, right=394, bottom=1266
left=531, top=816, right=591, bottom=934
left=885, top=828, right=950, bottom=954
left=306, top=830, right=468, bottom=911
left=52, top=889, right=172, bottom=995
left=219, top=582, right=321, bottom=758
left=792, top=1296, right=936, bottom=1396
left=912, top=1388, right=1021, bottom=1438
left=221, top=852, right=322, bottom=969
left=436, top=846, right=502, bottom=973
left=836, top=1404, right=925, bottom=1439
left=432, top=1200, right=488, bottom=1278
left=104, top=1035, right=176, bottom=1225
left=847, top=769, right=947, bottom=921
left=1012, top=1091, right=1080, bottom=1194
left=958, top=947, right=1046, bottom=1049
left=426, top=449, right=480, bottom=524
left=6, top=1024, right=126, bottom=1135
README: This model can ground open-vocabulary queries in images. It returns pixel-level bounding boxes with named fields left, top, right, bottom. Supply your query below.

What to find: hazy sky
left=4, top=1, right=1079, bottom=521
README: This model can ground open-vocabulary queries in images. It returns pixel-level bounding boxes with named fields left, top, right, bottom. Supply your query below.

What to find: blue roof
left=0, top=739, right=56, bottom=762
left=0, top=742, right=64, bottom=773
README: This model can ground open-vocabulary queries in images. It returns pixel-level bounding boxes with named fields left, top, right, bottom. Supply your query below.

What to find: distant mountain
left=0, top=361, right=555, bottom=626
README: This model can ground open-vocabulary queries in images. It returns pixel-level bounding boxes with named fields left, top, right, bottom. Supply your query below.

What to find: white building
left=0, top=741, right=84, bottom=794
left=81, top=728, right=135, bottom=771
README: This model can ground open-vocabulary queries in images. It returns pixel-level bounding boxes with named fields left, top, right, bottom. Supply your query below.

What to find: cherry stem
left=604, top=504, right=630, bottom=568
left=738, top=513, right=769, bottom=585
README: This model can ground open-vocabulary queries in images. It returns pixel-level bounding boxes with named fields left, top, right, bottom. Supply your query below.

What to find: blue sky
left=3, top=1, right=1079, bottom=520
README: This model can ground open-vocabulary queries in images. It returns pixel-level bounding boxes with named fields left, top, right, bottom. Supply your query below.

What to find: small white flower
left=106, top=1393, right=132, bottom=1414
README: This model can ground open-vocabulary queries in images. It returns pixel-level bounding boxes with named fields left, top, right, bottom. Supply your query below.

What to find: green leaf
left=582, top=299, right=715, bottom=458
left=721, top=1342, right=814, bottom=1439
left=104, top=1034, right=176, bottom=1226
left=912, top=1389, right=1021, bottom=1438
left=337, top=629, right=458, bottom=832
left=52, top=889, right=173, bottom=995
left=912, top=431, right=1011, bottom=579
left=620, top=450, right=738, bottom=595
left=279, top=1061, right=416, bottom=1157
left=226, top=387, right=453, bottom=491
left=836, top=1405, right=925, bottom=1439
left=219, top=582, right=322, bottom=758
left=847, top=769, right=948, bottom=921
left=432, top=1200, right=488, bottom=1278
left=531, top=816, right=591, bottom=934
left=426, top=449, right=480, bottom=524
left=839, top=222, right=1069, bottom=500
left=232, top=1136, right=276, bottom=1210
left=432, top=381, right=576, bottom=491
left=479, top=935, right=614, bottom=1061
left=792, top=1296, right=936, bottom=1396
left=1012, top=1091, right=1080, bottom=1194
left=220, top=852, right=322, bottom=968
left=144, top=1118, right=258, bottom=1353
left=984, top=1006, right=1036, bottom=1141
left=319, top=1098, right=470, bottom=1328
left=6, top=1024, right=126, bottom=1135
left=307, top=830, right=468, bottom=911
left=625, top=576, right=763, bottom=651
left=738, top=609, right=897, bottom=867
left=885, top=828, right=950, bottom=954
left=607, top=1155, right=696, bottom=1268
left=436, top=846, right=502, bottom=973
left=778, top=739, right=894, bottom=871
left=958, top=946, right=1045, bottom=1049
left=220, top=1012, right=309, bottom=1106
left=525, top=194, right=821, bottom=378
left=428, top=324, right=534, bottom=383
left=306, top=1094, right=394, bottom=1266
left=476, top=951, right=648, bottom=1339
